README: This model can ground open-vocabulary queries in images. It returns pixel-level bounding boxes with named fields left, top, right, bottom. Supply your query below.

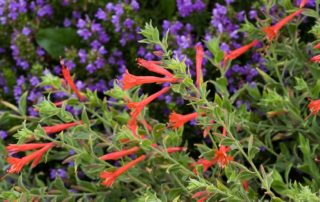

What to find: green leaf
left=302, top=9, right=319, bottom=18
left=213, top=77, right=229, bottom=97
left=51, top=177, right=69, bottom=195
left=18, top=91, right=28, bottom=116
left=81, top=107, right=90, bottom=125
left=206, top=38, right=224, bottom=64
left=311, top=80, right=320, bottom=98
left=36, top=28, right=81, bottom=59
left=139, top=22, right=160, bottom=44
left=247, top=85, right=261, bottom=100
left=256, top=68, right=277, bottom=84
left=248, top=135, right=253, bottom=156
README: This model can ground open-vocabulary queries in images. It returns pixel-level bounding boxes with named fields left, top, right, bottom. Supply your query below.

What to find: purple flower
left=77, top=28, right=92, bottom=40
left=63, top=18, right=72, bottom=27
left=95, top=8, right=107, bottom=21
left=123, top=18, right=134, bottom=29
left=114, top=3, right=124, bottom=15
left=30, top=76, right=40, bottom=86
left=28, top=107, right=38, bottom=116
left=50, top=168, right=68, bottom=179
left=86, top=63, right=96, bottom=73
left=98, top=46, right=107, bottom=55
left=194, top=0, right=205, bottom=11
left=22, top=27, right=31, bottom=36
left=0, top=130, right=7, bottom=139
left=220, top=43, right=230, bottom=52
left=36, top=47, right=45, bottom=56
left=90, top=40, right=101, bottom=49
left=69, top=150, right=76, bottom=155
left=91, top=22, right=102, bottom=32
left=78, top=49, right=87, bottom=64
left=130, top=0, right=140, bottom=11
left=237, top=11, right=245, bottom=22
left=65, top=60, right=76, bottom=70
left=105, top=3, right=114, bottom=11
left=249, top=10, right=257, bottom=20
left=259, top=146, right=266, bottom=152
left=98, top=31, right=110, bottom=43
left=37, top=4, right=53, bottom=17
left=176, top=0, right=193, bottom=17
left=77, top=18, right=87, bottom=28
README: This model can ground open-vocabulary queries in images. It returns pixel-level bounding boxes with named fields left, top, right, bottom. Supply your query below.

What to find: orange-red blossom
left=169, top=112, right=198, bottom=128
left=263, top=9, right=302, bottom=41
left=192, top=191, right=210, bottom=202
left=310, top=55, right=320, bottom=63
left=128, top=87, right=170, bottom=123
left=193, top=145, right=233, bottom=173
left=60, top=60, right=86, bottom=101
left=136, top=58, right=173, bottom=77
left=223, top=40, right=259, bottom=65
left=6, top=142, right=55, bottom=174
left=314, top=43, right=320, bottom=49
left=43, top=121, right=83, bottom=134
left=99, top=146, right=186, bottom=161
left=308, top=99, right=320, bottom=115
left=299, top=0, right=308, bottom=8
left=195, top=44, right=204, bottom=87
left=99, top=146, right=140, bottom=161
left=122, top=70, right=178, bottom=90
left=100, top=155, right=146, bottom=187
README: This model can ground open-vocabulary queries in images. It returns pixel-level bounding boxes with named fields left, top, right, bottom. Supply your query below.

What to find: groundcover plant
left=1, top=0, right=320, bottom=201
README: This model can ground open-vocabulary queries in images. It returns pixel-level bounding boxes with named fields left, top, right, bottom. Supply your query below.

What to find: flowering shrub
left=1, top=0, right=320, bottom=201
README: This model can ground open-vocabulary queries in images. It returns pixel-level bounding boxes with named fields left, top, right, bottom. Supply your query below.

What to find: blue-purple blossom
left=0, top=130, right=7, bottom=139
left=50, top=168, right=68, bottom=179
left=95, top=8, right=107, bottom=21
left=22, top=27, right=31, bottom=36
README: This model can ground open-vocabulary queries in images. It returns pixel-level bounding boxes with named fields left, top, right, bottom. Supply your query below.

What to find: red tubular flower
left=169, top=112, right=198, bottom=129
left=100, top=155, right=146, bottom=187
left=203, top=120, right=214, bottom=138
left=136, top=58, right=173, bottom=77
left=138, top=119, right=153, bottom=132
left=195, top=44, right=204, bottom=87
left=242, top=180, right=249, bottom=192
left=53, top=101, right=64, bottom=107
left=127, top=119, right=139, bottom=138
left=314, top=43, right=320, bottom=49
left=60, top=60, right=86, bottom=101
left=6, top=143, right=50, bottom=154
left=122, top=70, right=178, bottom=90
left=223, top=40, right=259, bottom=65
left=43, top=121, right=83, bottom=135
left=128, top=87, right=170, bottom=122
left=263, top=9, right=302, bottom=41
left=193, top=158, right=215, bottom=174
left=166, top=147, right=187, bottom=153
left=310, top=55, right=320, bottom=63
left=212, top=145, right=233, bottom=168
left=192, top=191, right=210, bottom=202
left=300, top=0, right=308, bottom=8
left=6, top=143, right=54, bottom=174
left=308, top=99, right=320, bottom=115
left=99, top=147, right=140, bottom=161
left=222, top=127, right=227, bottom=136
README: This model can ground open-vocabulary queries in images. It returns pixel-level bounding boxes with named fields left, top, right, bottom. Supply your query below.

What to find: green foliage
left=36, top=28, right=81, bottom=59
